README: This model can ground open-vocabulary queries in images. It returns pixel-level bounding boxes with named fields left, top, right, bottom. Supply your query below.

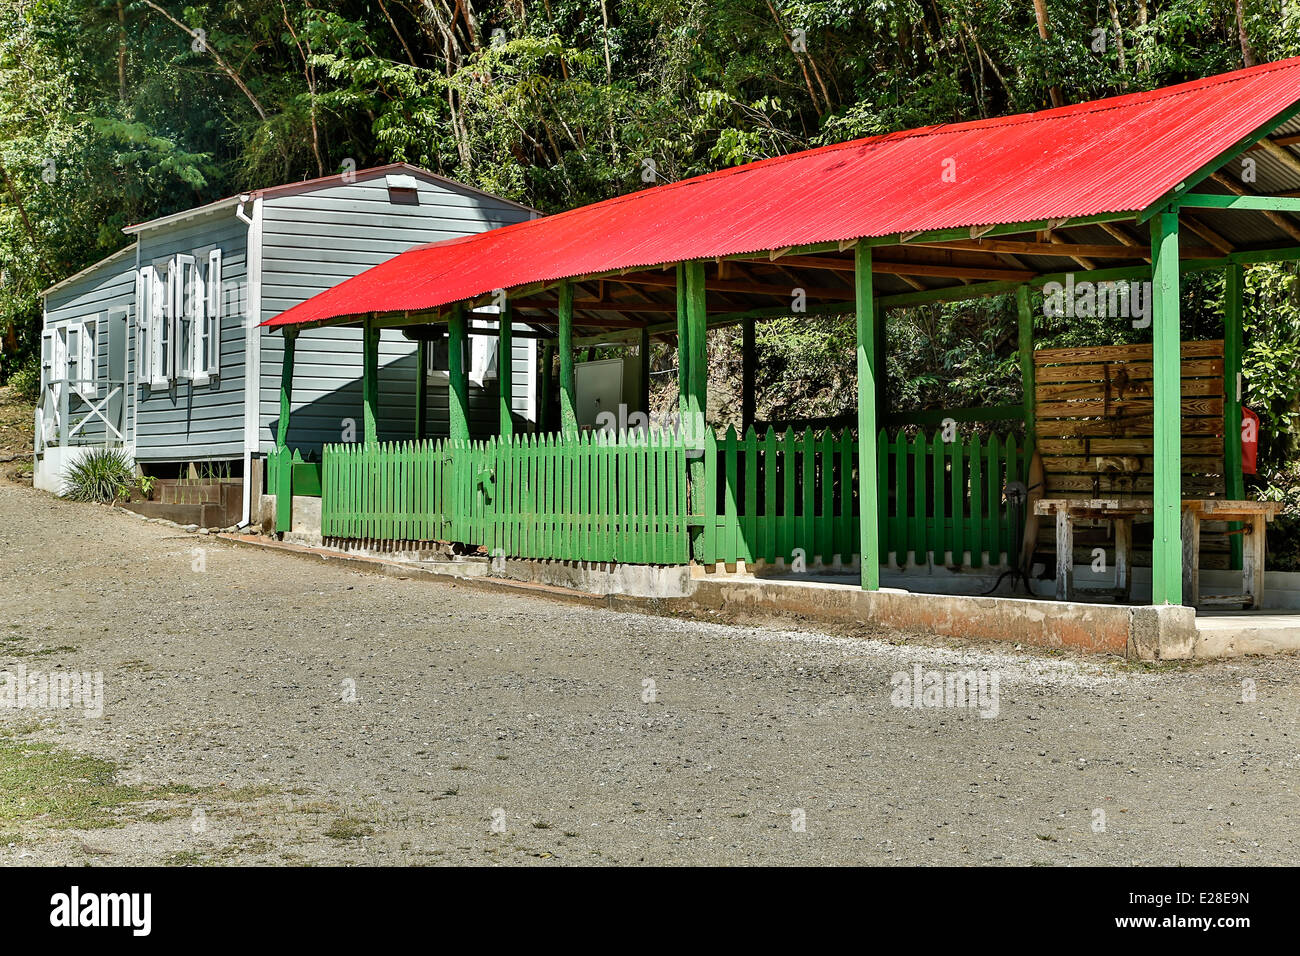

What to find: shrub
left=5, top=356, right=41, bottom=404
left=61, top=449, right=134, bottom=503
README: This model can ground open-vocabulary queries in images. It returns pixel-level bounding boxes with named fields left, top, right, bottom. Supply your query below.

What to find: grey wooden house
left=35, top=164, right=538, bottom=524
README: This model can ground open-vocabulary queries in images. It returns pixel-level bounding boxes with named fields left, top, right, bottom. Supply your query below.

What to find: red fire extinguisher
left=1241, top=407, right=1259, bottom=476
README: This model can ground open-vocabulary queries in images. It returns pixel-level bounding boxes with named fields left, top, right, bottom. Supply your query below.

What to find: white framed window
left=75, top=317, right=98, bottom=400
left=144, top=264, right=168, bottom=388
left=138, top=247, right=222, bottom=388
left=170, top=253, right=196, bottom=382
left=470, top=335, right=498, bottom=386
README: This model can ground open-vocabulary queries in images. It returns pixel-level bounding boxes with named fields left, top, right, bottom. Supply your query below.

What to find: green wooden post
left=275, top=329, right=296, bottom=533
left=684, top=261, right=708, bottom=443
left=558, top=281, right=578, bottom=435
left=741, top=313, right=756, bottom=431
left=447, top=304, right=470, bottom=442
left=639, top=325, right=651, bottom=418
left=414, top=338, right=427, bottom=440
left=498, top=300, right=514, bottom=437
left=1151, top=210, right=1184, bottom=605
left=1017, top=284, right=1035, bottom=437
left=362, top=319, right=379, bottom=444
left=856, top=245, right=880, bottom=589
left=1224, top=262, right=1245, bottom=570
left=539, top=340, right=554, bottom=432
left=675, top=263, right=690, bottom=423
left=681, top=261, right=708, bottom=558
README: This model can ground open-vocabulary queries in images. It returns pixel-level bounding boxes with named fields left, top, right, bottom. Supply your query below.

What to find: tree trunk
left=1032, top=0, right=1065, bottom=108
left=1236, top=0, right=1256, bottom=67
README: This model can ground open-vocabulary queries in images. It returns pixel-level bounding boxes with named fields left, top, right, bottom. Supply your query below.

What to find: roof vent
left=385, top=173, right=419, bottom=205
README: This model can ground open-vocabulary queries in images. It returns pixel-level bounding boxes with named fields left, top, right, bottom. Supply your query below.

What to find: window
left=470, top=335, right=498, bottom=386
left=138, top=247, right=222, bottom=388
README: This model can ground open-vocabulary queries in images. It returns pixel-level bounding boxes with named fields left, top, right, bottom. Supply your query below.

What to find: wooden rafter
left=911, top=237, right=1220, bottom=260
left=1209, top=170, right=1300, bottom=242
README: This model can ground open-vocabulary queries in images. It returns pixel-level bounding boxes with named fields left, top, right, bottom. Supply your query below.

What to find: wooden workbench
left=1033, top=498, right=1285, bottom=607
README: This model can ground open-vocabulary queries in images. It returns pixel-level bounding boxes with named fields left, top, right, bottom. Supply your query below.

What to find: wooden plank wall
left=1033, top=339, right=1229, bottom=568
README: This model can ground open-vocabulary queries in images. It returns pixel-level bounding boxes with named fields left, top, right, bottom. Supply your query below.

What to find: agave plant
left=61, top=449, right=135, bottom=503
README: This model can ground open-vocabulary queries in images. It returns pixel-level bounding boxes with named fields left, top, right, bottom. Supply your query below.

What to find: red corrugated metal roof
left=265, top=57, right=1300, bottom=329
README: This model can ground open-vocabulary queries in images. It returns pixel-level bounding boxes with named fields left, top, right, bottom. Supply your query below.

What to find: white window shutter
left=135, top=269, right=149, bottom=386
left=190, top=261, right=207, bottom=384
left=206, top=248, right=222, bottom=378
left=40, top=329, right=54, bottom=391
left=150, top=267, right=168, bottom=388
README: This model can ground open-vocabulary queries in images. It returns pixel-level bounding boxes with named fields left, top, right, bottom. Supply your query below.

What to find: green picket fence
left=698, top=427, right=1031, bottom=568
left=321, top=430, right=690, bottom=564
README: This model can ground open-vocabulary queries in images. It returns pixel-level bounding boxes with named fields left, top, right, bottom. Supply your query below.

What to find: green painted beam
left=414, top=338, right=427, bottom=440
left=684, top=261, right=708, bottom=444
left=1150, top=210, right=1184, bottom=605
left=277, top=329, right=296, bottom=449
left=1179, top=193, right=1300, bottom=212
left=275, top=330, right=297, bottom=534
left=1017, top=285, right=1035, bottom=436
left=447, top=304, right=470, bottom=442
left=557, top=281, right=578, bottom=435
left=362, top=320, right=379, bottom=443
left=1224, top=262, right=1245, bottom=571
left=856, top=244, right=880, bottom=590
left=675, top=263, right=690, bottom=423
left=498, top=301, right=513, bottom=437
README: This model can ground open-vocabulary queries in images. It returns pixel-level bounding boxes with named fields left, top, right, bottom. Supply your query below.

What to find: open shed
left=261, top=58, right=1300, bottom=610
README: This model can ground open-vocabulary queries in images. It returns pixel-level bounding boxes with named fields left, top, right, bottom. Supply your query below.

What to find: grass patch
left=0, top=737, right=160, bottom=831
left=324, top=816, right=375, bottom=840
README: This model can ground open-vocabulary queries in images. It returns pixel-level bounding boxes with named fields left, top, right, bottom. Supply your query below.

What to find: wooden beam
left=1017, top=286, right=1035, bottom=437
left=446, top=305, right=469, bottom=442
left=912, top=237, right=1219, bottom=260
left=1224, top=262, right=1245, bottom=571
left=1179, top=215, right=1235, bottom=255
left=1150, top=211, right=1184, bottom=605
left=855, top=243, right=880, bottom=590
left=557, top=281, right=577, bottom=435
left=362, top=320, right=379, bottom=443
left=675, top=264, right=689, bottom=426
left=498, top=303, right=513, bottom=437
left=277, top=329, right=296, bottom=450
left=1047, top=231, right=1095, bottom=270
left=1207, top=172, right=1300, bottom=242
left=1255, top=137, right=1300, bottom=182
left=761, top=253, right=1034, bottom=282
left=617, top=271, right=853, bottom=302
left=1180, top=191, right=1300, bottom=212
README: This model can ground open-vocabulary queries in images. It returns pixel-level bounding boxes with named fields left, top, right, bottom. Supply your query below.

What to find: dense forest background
left=2, top=1, right=1300, bottom=531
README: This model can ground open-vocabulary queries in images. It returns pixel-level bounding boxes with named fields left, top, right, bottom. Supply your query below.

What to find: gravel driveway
left=2, top=477, right=1298, bottom=866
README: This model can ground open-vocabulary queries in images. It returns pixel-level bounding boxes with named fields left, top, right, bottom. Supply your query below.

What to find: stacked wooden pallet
left=1033, top=339, right=1229, bottom=568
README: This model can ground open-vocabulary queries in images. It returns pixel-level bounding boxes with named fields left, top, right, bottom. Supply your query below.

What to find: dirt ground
left=2, top=471, right=1300, bottom=867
